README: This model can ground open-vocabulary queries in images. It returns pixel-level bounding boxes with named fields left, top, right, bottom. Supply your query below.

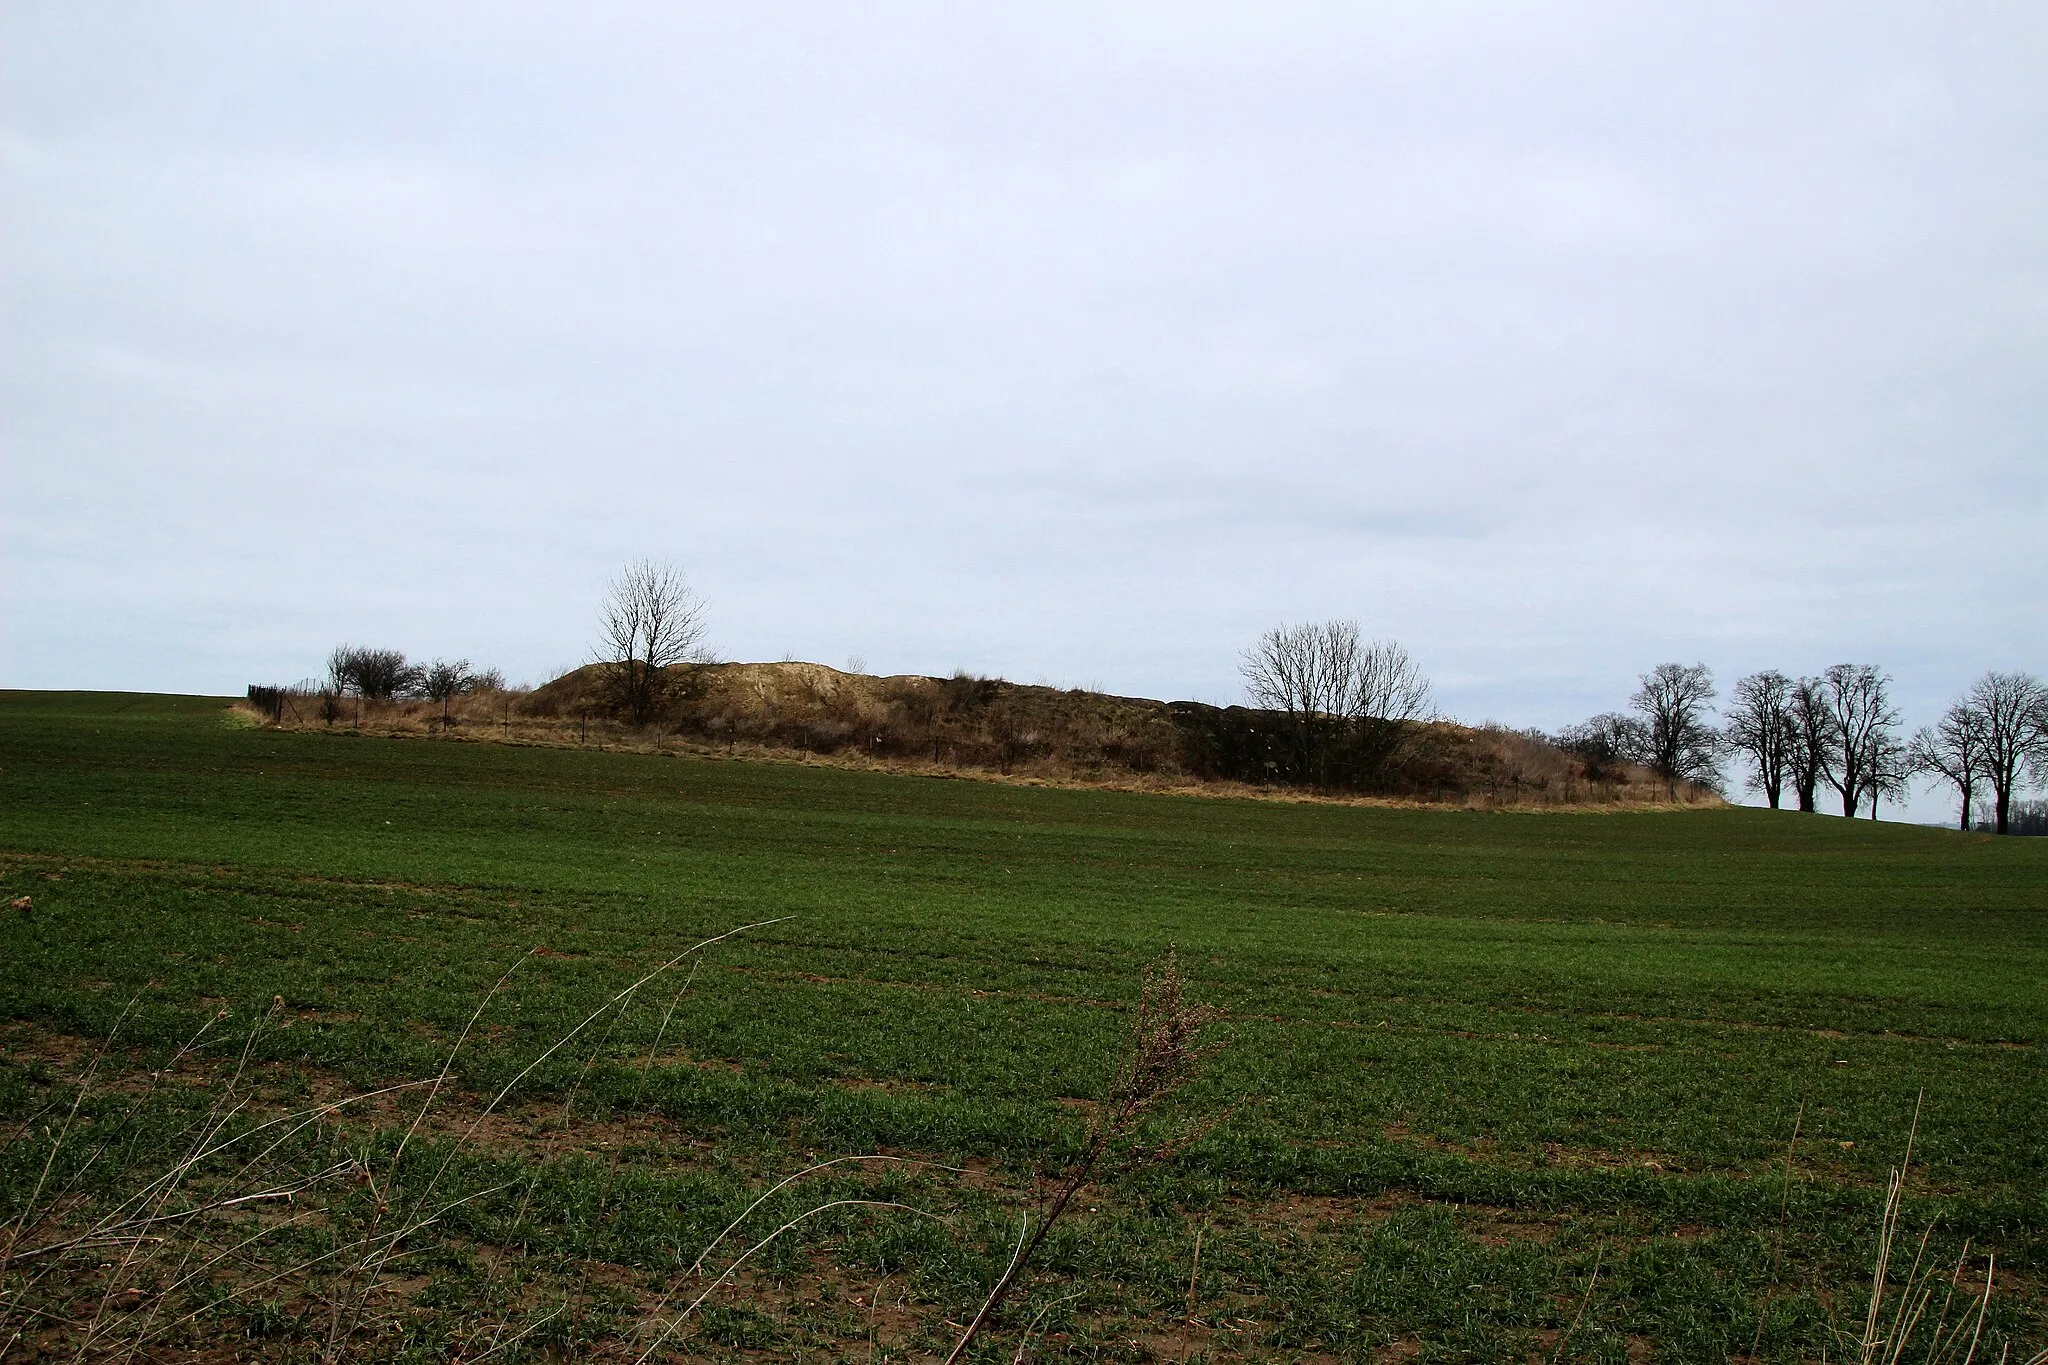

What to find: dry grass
left=242, top=663, right=1717, bottom=813
left=1848, top=1100, right=2047, bottom=1365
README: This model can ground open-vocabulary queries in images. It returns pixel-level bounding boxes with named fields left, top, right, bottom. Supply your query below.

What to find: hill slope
left=509, top=660, right=1707, bottom=807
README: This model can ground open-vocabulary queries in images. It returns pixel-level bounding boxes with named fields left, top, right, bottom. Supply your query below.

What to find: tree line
left=589, top=565, right=2048, bottom=825
left=1557, top=663, right=2048, bottom=833
left=324, top=646, right=506, bottom=706
left=268, top=562, right=2047, bottom=829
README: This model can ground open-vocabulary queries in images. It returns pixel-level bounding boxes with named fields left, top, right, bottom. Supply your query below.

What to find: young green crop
left=2, top=690, right=2043, bottom=1361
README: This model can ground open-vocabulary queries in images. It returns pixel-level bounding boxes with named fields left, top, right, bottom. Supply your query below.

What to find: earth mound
left=522, top=661, right=1703, bottom=806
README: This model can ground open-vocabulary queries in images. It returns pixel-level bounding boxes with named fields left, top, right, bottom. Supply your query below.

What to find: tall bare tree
left=1963, top=670, right=2048, bottom=834
left=596, top=560, right=708, bottom=725
left=1241, top=620, right=1355, bottom=786
left=2035, top=694, right=2048, bottom=798
left=1787, top=676, right=1835, bottom=813
left=1862, top=728, right=1913, bottom=820
left=1723, top=669, right=1796, bottom=808
left=1629, top=663, right=1722, bottom=790
left=1818, top=664, right=1900, bottom=818
left=1908, top=702, right=1988, bottom=831
left=1240, top=621, right=1430, bottom=788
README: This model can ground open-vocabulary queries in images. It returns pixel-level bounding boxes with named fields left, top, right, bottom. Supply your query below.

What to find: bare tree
left=2034, top=694, right=2048, bottom=794
left=1349, top=635, right=1434, bottom=778
left=1351, top=637, right=1433, bottom=721
left=1723, top=670, right=1796, bottom=808
left=1239, top=622, right=1431, bottom=788
left=1963, top=670, right=2048, bottom=834
left=1862, top=728, right=1913, bottom=820
left=1786, top=676, right=1836, bottom=813
left=326, top=645, right=356, bottom=697
left=419, top=658, right=475, bottom=723
left=1242, top=621, right=1352, bottom=717
left=1908, top=702, right=1989, bottom=832
left=1818, top=664, right=1900, bottom=818
left=326, top=645, right=416, bottom=700
left=1242, top=621, right=1356, bottom=787
left=1552, top=712, right=1648, bottom=783
left=596, top=560, right=708, bottom=725
left=1629, top=663, right=1722, bottom=790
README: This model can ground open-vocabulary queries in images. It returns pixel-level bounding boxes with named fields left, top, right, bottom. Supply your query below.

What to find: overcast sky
left=5, top=3, right=2043, bottom=817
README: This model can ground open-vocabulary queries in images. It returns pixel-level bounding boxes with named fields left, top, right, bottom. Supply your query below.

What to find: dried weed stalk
left=944, top=950, right=1222, bottom=1364
left=1848, top=1094, right=2045, bottom=1365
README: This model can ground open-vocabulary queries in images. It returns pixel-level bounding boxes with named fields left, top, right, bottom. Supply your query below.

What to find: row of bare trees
left=585, top=562, right=2047, bottom=826
left=1906, top=672, right=2048, bottom=833
left=1565, top=663, right=2047, bottom=832
left=322, top=646, right=506, bottom=721
left=326, top=646, right=505, bottom=703
left=1716, top=665, right=1913, bottom=818
left=1722, top=666, right=2048, bottom=831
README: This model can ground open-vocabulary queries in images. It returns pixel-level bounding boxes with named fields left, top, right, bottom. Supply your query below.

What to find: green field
left=2, top=691, right=2043, bottom=1362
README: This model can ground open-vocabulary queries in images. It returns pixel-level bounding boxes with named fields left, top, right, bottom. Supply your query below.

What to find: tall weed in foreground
left=942, top=951, right=1221, bottom=1364
left=628, top=949, right=1223, bottom=1363
left=1844, top=1098, right=2045, bottom=1365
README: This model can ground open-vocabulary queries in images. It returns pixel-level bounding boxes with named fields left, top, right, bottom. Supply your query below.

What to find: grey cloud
left=4, top=1, right=2044, bottom=822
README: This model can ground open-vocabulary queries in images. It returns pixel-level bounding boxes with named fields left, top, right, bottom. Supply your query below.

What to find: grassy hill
left=1, top=690, right=2042, bottom=1362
